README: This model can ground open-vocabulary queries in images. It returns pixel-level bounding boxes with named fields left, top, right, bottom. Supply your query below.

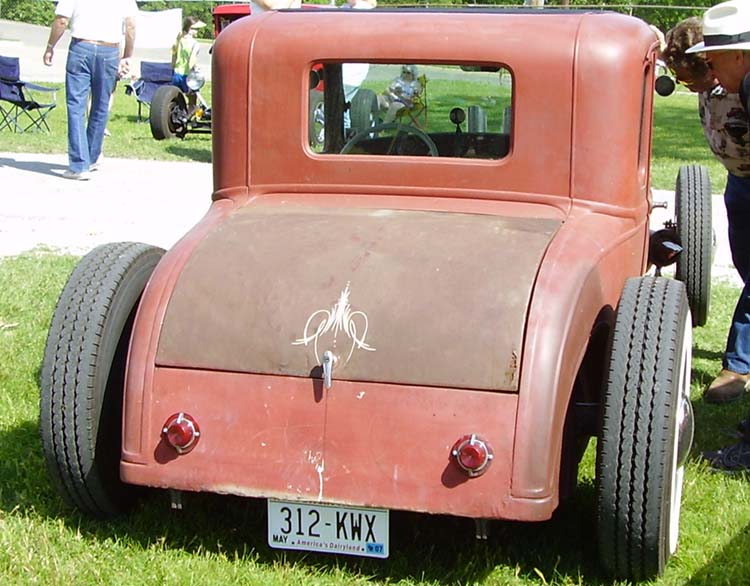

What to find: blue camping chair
left=125, top=61, right=174, bottom=122
left=0, top=55, right=57, bottom=133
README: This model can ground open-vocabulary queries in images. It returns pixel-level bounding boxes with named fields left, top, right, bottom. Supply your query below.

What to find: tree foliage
left=2, top=0, right=55, bottom=24
left=0, top=0, right=718, bottom=39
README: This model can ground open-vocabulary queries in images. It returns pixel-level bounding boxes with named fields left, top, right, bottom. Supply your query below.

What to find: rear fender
left=512, top=208, right=647, bottom=503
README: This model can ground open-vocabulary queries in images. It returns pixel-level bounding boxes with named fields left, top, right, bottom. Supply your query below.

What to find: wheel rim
left=169, top=100, right=187, bottom=135
left=668, top=316, right=692, bottom=554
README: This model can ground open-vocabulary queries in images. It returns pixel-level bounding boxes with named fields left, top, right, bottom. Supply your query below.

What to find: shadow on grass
left=165, top=142, right=212, bottom=163
left=691, top=393, right=750, bottom=455
left=693, top=347, right=724, bottom=362
left=0, top=419, right=621, bottom=585
left=684, top=520, right=750, bottom=586
left=691, top=347, right=723, bottom=392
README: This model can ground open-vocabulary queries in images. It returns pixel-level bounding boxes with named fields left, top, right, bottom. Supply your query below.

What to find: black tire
left=597, top=276, right=693, bottom=580
left=349, top=88, right=379, bottom=135
left=309, top=89, right=325, bottom=151
left=40, top=242, right=165, bottom=518
left=674, top=164, right=712, bottom=327
left=150, top=85, right=187, bottom=140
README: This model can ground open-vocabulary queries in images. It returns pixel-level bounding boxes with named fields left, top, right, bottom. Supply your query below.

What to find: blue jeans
left=172, top=73, right=189, bottom=93
left=65, top=40, right=119, bottom=173
left=723, top=173, right=750, bottom=373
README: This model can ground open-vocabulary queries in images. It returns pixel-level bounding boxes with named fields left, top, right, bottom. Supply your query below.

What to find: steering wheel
left=340, top=122, right=439, bottom=156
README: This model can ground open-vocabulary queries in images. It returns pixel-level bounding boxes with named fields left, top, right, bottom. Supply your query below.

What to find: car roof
left=212, top=9, right=658, bottom=207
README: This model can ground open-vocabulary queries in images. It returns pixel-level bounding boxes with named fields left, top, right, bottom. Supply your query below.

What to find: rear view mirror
left=655, top=75, right=675, bottom=97
left=309, top=68, right=322, bottom=90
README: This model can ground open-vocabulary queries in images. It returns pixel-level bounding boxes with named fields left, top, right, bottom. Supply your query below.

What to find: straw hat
left=686, top=0, right=750, bottom=53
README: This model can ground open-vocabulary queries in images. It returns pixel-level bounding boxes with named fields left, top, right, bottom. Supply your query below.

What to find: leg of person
left=723, top=279, right=750, bottom=371
left=195, top=91, right=208, bottom=110
left=705, top=173, right=750, bottom=403
left=103, top=90, right=115, bottom=137
left=382, top=102, right=402, bottom=124
left=725, top=173, right=750, bottom=281
left=64, top=40, right=94, bottom=178
left=187, top=91, right=197, bottom=113
left=87, top=46, right=119, bottom=169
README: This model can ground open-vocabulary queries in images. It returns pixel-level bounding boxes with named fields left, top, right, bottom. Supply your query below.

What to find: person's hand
left=649, top=24, right=666, bottom=55
left=117, top=58, right=132, bottom=80
left=43, top=46, right=54, bottom=66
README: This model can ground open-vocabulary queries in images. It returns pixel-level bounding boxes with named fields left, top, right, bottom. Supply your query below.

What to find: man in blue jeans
left=684, top=0, right=750, bottom=470
left=664, top=15, right=750, bottom=404
left=43, top=0, right=138, bottom=180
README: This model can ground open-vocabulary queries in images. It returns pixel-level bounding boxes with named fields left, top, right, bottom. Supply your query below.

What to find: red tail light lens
left=451, top=434, right=493, bottom=477
left=162, top=412, right=201, bottom=454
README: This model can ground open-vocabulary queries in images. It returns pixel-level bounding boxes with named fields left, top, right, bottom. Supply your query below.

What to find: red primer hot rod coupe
left=40, top=7, right=711, bottom=581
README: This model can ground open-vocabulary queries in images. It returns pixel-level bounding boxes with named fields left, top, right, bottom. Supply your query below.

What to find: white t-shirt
left=250, top=0, right=301, bottom=16
left=55, top=0, right=139, bottom=45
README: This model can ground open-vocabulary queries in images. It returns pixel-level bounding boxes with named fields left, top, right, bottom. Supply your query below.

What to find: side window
left=309, top=63, right=513, bottom=160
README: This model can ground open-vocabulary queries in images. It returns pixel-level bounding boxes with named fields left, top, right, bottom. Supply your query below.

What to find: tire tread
left=597, top=276, right=688, bottom=580
left=40, top=242, right=164, bottom=517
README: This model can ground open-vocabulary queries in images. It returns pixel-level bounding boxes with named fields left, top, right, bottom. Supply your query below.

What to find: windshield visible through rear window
left=309, top=63, right=513, bottom=159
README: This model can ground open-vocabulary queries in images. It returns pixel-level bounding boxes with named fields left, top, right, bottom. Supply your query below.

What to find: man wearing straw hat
left=686, top=0, right=750, bottom=98
left=687, top=0, right=750, bottom=469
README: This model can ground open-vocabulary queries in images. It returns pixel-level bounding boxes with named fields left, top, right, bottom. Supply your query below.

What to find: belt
left=75, top=38, right=119, bottom=48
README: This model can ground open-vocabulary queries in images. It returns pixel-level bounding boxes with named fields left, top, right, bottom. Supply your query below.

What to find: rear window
left=309, top=63, right=513, bottom=160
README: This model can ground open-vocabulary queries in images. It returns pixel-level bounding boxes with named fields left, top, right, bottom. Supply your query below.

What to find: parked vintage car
left=149, top=69, right=212, bottom=140
left=40, top=8, right=711, bottom=581
left=146, top=2, right=245, bottom=140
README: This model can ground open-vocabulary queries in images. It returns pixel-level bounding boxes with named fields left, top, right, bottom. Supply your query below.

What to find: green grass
left=0, top=82, right=212, bottom=163
left=1, top=253, right=750, bottom=586
left=651, top=89, right=729, bottom=194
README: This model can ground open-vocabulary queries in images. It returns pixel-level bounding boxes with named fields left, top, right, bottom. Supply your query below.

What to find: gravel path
left=0, top=152, right=212, bottom=257
left=1, top=151, right=741, bottom=289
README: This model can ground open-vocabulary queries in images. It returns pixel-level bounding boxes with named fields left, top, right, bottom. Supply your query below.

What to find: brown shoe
left=704, top=370, right=750, bottom=404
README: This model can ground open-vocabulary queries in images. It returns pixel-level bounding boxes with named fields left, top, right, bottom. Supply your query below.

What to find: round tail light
left=451, top=434, right=493, bottom=477
left=162, top=412, right=201, bottom=454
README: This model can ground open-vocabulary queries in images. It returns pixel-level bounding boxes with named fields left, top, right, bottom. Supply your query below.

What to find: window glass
left=309, top=63, right=512, bottom=159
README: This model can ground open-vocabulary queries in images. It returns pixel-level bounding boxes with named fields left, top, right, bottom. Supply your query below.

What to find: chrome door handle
left=322, top=350, right=334, bottom=390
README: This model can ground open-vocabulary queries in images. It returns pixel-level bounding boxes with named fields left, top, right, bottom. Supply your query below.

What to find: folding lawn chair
left=124, top=61, right=174, bottom=122
left=395, top=73, right=428, bottom=130
left=0, top=55, right=57, bottom=133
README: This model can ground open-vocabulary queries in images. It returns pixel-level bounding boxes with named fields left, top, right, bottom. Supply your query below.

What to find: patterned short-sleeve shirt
left=698, top=85, right=750, bottom=177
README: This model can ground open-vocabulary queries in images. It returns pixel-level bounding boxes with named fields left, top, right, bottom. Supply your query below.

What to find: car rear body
left=120, top=9, right=660, bottom=522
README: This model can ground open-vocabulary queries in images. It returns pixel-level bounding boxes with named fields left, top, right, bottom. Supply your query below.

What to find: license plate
left=267, top=499, right=389, bottom=558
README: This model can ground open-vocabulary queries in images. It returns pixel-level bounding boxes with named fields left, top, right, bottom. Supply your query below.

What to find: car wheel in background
left=350, top=88, right=380, bottom=136
left=596, top=276, right=693, bottom=580
left=40, top=242, right=165, bottom=518
left=674, top=164, right=712, bottom=327
left=150, top=85, right=188, bottom=141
